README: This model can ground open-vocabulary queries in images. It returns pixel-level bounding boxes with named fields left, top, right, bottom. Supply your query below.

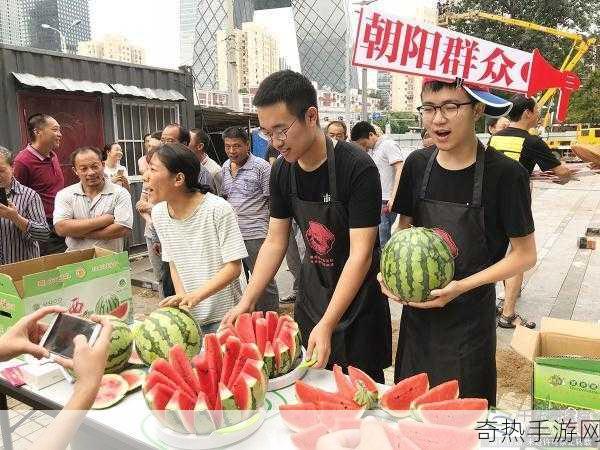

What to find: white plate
left=154, top=409, right=266, bottom=449
left=267, top=347, right=308, bottom=392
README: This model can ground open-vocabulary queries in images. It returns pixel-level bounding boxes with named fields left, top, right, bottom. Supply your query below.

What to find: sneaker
left=279, top=293, right=296, bottom=304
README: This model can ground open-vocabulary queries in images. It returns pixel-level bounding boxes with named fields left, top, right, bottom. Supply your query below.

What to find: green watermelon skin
left=95, top=294, right=121, bottom=315
left=134, top=307, right=202, bottom=366
left=104, top=317, right=133, bottom=374
left=380, top=227, right=455, bottom=302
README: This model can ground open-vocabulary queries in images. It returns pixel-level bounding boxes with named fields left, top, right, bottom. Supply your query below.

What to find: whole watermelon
left=95, top=294, right=121, bottom=315
left=134, top=307, right=202, bottom=366
left=104, top=317, right=133, bottom=373
left=380, top=227, right=457, bottom=302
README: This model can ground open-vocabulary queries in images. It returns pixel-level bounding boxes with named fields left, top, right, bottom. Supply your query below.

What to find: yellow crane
left=439, top=11, right=596, bottom=122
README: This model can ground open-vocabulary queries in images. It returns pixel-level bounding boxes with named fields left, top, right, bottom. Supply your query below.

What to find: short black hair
left=154, top=143, right=210, bottom=194
left=253, top=70, right=318, bottom=121
left=102, top=142, right=118, bottom=161
left=151, top=131, right=162, bottom=140
left=421, top=79, right=458, bottom=96
left=507, top=95, right=536, bottom=122
left=190, top=128, right=211, bottom=149
left=222, top=126, right=249, bottom=143
left=326, top=121, right=347, bottom=135
left=27, top=114, right=53, bottom=141
left=350, top=121, right=376, bottom=141
left=70, top=146, right=103, bottom=167
left=143, top=132, right=152, bottom=141
left=164, top=123, right=190, bottom=146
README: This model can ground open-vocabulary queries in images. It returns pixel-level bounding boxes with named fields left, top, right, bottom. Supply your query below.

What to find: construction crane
left=439, top=11, right=596, bottom=123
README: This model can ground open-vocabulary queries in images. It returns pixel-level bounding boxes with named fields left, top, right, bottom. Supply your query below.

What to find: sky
left=90, top=0, right=436, bottom=86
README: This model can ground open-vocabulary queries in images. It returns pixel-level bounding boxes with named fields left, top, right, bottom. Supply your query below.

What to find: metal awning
left=12, top=72, right=114, bottom=94
left=111, top=84, right=186, bottom=101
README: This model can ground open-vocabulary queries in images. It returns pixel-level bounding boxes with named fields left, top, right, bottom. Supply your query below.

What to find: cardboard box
left=0, top=248, right=132, bottom=334
left=512, top=317, right=600, bottom=410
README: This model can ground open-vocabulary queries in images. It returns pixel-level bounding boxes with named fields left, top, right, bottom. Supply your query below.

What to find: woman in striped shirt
left=0, top=147, right=49, bottom=265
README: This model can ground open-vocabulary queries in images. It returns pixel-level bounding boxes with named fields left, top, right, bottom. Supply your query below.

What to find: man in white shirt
left=54, top=147, right=133, bottom=252
left=351, top=121, right=408, bottom=247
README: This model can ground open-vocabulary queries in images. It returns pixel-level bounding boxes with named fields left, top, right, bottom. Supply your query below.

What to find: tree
left=442, top=0, right=600, bottom=74
left=373, top=111, right=419, bottom=134
left=567, top=70, right=600, bottom=123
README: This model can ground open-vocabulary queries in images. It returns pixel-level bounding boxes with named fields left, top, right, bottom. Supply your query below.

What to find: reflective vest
left=489, top=135, right=526, bottom=161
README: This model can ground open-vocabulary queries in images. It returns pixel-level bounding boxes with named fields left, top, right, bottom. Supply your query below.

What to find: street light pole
left=41, top=19, right=81, bottom=53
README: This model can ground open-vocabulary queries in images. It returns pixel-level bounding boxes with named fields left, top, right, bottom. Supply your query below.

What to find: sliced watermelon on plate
left=279, top=402, right=319, bottom=432
left=92, top=374, right=129, bottom=409
left=220, top=335, right=242, bottom=386
left=290, top=423, right=329, bottom=450
left=150, top=358, right=195, bottom=400
left=397, top=420, right=479, bottom=450
left=417, top=398, right=488, bottom=428
left=265, top=310, right=279, bottom=343
left=254, top=317, right=268, bottom=355
left=144, top=383, right=175, bottom=424
left=169, top=344, right=201, bottom=394
left=380, top=372, right=429, bottom=418
left=235, top=313, right=255, bottom=344
left=120, top=368, right=145, bottom=392
left=411, top=379, right=460, bottom=409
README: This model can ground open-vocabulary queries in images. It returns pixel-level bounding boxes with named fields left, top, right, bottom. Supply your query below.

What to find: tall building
left=181, top=0, right=253, bottom=91
left=78, top=34, right=146, bottom=65
left=0, top=0, right=24, bottom=46
left=377, top=71, right=391, bottom=110
left=389, top=5, right=437, bottom=113
left=22, top=0, right=91, bottom=53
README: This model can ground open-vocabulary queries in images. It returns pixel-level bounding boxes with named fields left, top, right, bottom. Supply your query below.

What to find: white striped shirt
left=151, top=193, right=248, bottom=325
left=53, top=180, right=133, bottom=252
left=0, top=178, right=49, bottom=265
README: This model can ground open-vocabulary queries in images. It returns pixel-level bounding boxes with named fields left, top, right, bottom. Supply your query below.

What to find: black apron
left=394, top=144, right=497, bottom=405
left=291, top=138, right=392, bottom=381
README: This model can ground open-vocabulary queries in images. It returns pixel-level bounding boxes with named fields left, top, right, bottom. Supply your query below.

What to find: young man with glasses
left=222, top=70, right=392, bottom=382
left=379, top=78, right=537, bottom=405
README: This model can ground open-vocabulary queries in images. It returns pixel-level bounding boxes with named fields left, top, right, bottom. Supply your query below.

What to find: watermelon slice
left=164, top=390, right=192, bottom=434
left=329, top=417, right=362, bottom=432
left=235, top=313, right=255, bottom=344
left=231, top=372, right=257, bottom=416
left=418, top=398, right=488, bottom=428
left=279, top=403, right=319, bottom=432
left=383, top=423, right=421, bottom=450
left=295, top=381, right=361, bottom=409
left=263, top=340, right=275, bottom=378
left=128, top=348, right=144, bottom=366
left=92, top=374, right=129, bottom=409
left=273, top=338, right=291, bottom=376
left=397, top=421, right=479, bottom=450
left=194, top=391, right=217, bottom=435
left=120, top=368, right=145, bottom=392
left=109, top=301, right=129, bottom=319
left=151, top=358, right=196, bottom=399
left=380, top=372, right=429, bottom=418
left=278, top=323, right=300, bottom=364
left=240, top=358, right=266, bottom=406
left=254, top=317, right=268, bottom=355
left=192, top=354, right=216, bottom=410
left=175, top=387, right=198, bottom=434
left=169, top=344, right=201, bottom=394
left=251, top=311, right=263, bottom=330
left=274, top=314, right=293, bottom=341
left=290, top=423, right=329, bottom=450
left=265, top=311, right=279, bottom=343
left=333, top=365, right=356, bottom=401
left=144, top=370, right=178, bottom=394
left=219, top=382, right=243, bottom=426
left=348, top=366, right=379, bottom=409
left=227, top=342, right=261, bottom=390
left=144, top=383, right=175, bottom=424
left=204, top=333, right=223, bottom=377
left=217, top=326, right=236, bottom=347
left=220, top=335, right=242, bottom=385
left=411, top=379, right=460, bottom=409
left=315, top=401, right=364, bottom=431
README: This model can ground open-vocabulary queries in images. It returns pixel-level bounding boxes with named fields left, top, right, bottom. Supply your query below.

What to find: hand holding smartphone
left=39, top=313, right=102, bottom=360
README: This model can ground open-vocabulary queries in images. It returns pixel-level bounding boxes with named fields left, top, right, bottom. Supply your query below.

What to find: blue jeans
left=379, top=208, right=397, bottom=248
left=200, top=321, right=221, bottom=335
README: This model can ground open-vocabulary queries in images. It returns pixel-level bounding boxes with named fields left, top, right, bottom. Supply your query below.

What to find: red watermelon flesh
left=235, top=313, right=255, bottom=344
left=279, top=403, right=319, bottom=432
left=120, top=368, right=145, bottom=392
left=254, top=317, right=268, bottom=355
left=278, top=323, right=298, bottom=362
left=227, top=342, right=261, bottom=390
left=295, top=381, right=361, bottom=409
left=194, top=391, right=217, bottom=434
left=169, top=344, right=201, bottom=394
left=175, top=387, right=198, bottom=434
left=230, top=373, right=254, bottom=412
left=397, top=421, right=479, bottom=450
left=144, top=370, right=178, bottom=394
left=348, top=366, right=378, bottom=395
left=383, top=424, right=421, bottom=450
left=274, top=315, right=292, bottom=341
left=411, top=379, right=460, bottom=409
left=192, top=354, right=216, bottom=410
left=144, top=383, right=175, bottom=423
left=315, top=401, right=363, bottom=431
left=347, top=366, right=379, bottom=409
left=418, top=398, right=488, bottom=428
left=220, top=335, right=241, bottom=385
left=329, top=417, right=362, bottom=432
left=151, top=358, right=195, bottom=399
left=217, top=326, right=236, bottom=347
left=265, top=311, right=279, bottom=342
left=241, top=358, right=267, bottom=395
left=251, top=311, right=263, bottom=330
left=333, top=365, right=356, bottom=401
left=204, top=333, right=223, bottom=377
left=380, top=372, right=429, bottom=418
left=109, top=301, right=129, bottom=319
left=290, top=423, right=329, bottom=450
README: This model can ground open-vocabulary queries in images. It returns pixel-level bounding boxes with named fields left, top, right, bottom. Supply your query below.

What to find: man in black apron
left=222, top=70, right=392, bottom=382
left=379, top=78, right=537, bottom=405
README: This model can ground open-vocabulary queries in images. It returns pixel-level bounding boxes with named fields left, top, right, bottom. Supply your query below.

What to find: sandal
left=496, top=298, right=504, bottom=316
left=498, top=313, right=536, bottom=329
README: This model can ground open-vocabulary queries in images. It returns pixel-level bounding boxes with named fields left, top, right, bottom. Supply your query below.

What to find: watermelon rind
left=220, top=382, right=244, bottom=426
left=120, top=368, right=145, bottom=392
left=134, top=307, right=202, bottom=366
left=380, top=227, right=455, bottom=302
left=92, top=374, right=129, bottom=409
left=194, top=392, right=217, bottom=435
left=263, top=341, right=275, bottom=378
left=411, top=379, right=460, bottom=409
left=417, top=398, right=489, bottom=428
left=104, top=317, right=133, bottom=374
left=165, top=391, right=190, bottom=434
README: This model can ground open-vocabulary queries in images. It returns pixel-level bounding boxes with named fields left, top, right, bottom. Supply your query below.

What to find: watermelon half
left=418, top=398, right=488, bottom=428
left=92, top=374, right=129, bottom=409
left=397, top=421, right=480, bottom=450
left=120, top=368, right=145, bottom=392
left=411, top=379, right=460, bottom=409
left=380, top=373, right=429, bottom=417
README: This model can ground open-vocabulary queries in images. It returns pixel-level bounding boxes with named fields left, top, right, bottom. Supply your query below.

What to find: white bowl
left=267, top=347, right=309, bottom=392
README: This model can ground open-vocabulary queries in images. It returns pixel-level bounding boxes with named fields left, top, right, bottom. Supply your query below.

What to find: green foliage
left=567, top=70, right=600, bottom=123
left=373, top=111, right=419, bottom=134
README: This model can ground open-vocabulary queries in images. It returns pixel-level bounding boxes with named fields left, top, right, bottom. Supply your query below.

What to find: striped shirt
left=0, top=178, right=49, bottom=265
left=53, top=180, right=133, bottom=252
left=151, top=193, right=248, bottom=325
left=221, top=154, right=271, bottom=240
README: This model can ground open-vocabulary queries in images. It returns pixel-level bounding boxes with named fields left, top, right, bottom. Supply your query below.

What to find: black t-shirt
left=489, top=127, right=560, bottom=174
left=270, top=139, right=382, bottom=229
left=393, top=147, right=534, bottom=264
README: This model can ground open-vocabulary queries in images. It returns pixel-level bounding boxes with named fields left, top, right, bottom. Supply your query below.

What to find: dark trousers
left=161, top=262, right=175, bottom=298
left=39, top=218, right=67, bottom=256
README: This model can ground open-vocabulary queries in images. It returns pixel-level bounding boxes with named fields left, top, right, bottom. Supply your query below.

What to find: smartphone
left=39, top=313, right=101, bottom=359
left=0, top=188, right=7, bottom=206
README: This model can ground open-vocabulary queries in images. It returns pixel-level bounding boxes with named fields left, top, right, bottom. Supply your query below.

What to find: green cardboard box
left=512, top=317, right=600, bottom=410
left=0, top=248, right=133, bottom=334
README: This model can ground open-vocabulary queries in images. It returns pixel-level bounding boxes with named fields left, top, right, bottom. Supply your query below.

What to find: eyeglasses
left=259, top=119, right=297, bottom=143
left=417, top=101, right=476, bottom=120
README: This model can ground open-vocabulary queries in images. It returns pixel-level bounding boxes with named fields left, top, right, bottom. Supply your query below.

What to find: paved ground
left=4, top=166, right=600, bottom=448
